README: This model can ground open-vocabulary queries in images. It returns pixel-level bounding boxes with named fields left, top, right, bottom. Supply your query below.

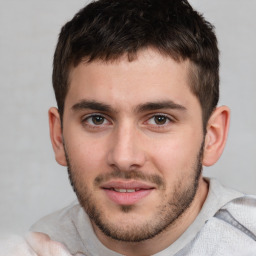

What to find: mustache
left=94, top=169, right=165, bottom=189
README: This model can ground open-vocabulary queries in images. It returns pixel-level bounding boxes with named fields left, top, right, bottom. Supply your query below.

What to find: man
left=3, top=0, right=256, bottom=255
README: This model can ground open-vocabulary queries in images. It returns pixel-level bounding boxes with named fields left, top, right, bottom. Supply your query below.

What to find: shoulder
left=182, top=195, right=256, bottom=255
left=30, top=200, right=96, bottom=254
left=30, top=200, right=89, bottom=253
left=30, top=200, right=81, bottom=235
left=205, top=195, right=256, bottom=253
left=29, top=202, right=115, bottom=255
left=215, top=195, right=256, bottom=238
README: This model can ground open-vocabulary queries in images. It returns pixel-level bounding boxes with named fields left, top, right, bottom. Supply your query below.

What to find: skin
left=1, top=232, right=73, bottom=256
left=49, top=48, right=230, bottom=255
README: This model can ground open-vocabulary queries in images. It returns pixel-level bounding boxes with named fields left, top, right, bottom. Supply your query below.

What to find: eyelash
left=82, top=113, right=112, bottom=128
left=81, top=113, right=174, bottom=130
left=145, top=113, right=174, bottom=128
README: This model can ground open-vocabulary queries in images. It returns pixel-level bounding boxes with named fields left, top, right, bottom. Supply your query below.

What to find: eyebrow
left=135, top=100, right=187, bottom=113
left=71, top=99, right=187, bottom=113
left=72, top=100, right=114, bottom=112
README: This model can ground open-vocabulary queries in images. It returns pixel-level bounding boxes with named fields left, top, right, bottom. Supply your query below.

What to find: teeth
left=127, top=189, right=135, bottom=193
left=113, top=188, right=136, bottom=193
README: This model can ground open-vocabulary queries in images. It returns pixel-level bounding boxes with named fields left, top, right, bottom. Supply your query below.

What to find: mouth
left=101, top=181, right=155, bottom=205
left=108, top=188, right=143, bottom=193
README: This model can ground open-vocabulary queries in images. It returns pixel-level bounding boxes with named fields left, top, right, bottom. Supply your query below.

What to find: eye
left=90, top=115, right=105, bottom=125
left=83, top=114, right=110, bottom=126
left=147, top=114, right=171, bottom=126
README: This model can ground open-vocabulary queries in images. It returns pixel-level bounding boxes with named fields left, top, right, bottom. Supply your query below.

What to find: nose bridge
left=107, top=120, right=146, bottom=170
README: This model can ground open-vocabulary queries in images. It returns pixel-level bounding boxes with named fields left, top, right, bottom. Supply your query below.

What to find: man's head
left=49, top=0, right=230, bottom=252
left=52, top=0, right=219, bottom=130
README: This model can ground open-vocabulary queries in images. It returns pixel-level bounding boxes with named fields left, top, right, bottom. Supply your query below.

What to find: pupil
left=92, top=116, right=104, bottom=125
left=155, top=115, right=166, bottom=125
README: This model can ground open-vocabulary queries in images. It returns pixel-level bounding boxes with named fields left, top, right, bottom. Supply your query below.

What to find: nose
left=107, top=122, right=146, bottom=171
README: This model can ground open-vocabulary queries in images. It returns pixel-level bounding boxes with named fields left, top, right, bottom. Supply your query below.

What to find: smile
left=101, top=181, right=155, bottom=205
left=110, top=188, right=141, bottom=193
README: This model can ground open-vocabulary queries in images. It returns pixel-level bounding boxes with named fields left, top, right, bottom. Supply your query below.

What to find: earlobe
left=203, top=106, right=230, bottom=166
left=48, top=107, right=67, bottom=166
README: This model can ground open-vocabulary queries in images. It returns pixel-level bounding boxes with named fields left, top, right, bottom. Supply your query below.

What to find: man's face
left=61, top=49, right=205, bottom=242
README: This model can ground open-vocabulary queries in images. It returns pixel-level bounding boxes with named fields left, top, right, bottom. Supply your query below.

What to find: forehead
left=66, top=49, right=199, bottom=111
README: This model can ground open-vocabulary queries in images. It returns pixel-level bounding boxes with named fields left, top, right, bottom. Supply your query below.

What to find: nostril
left=107, top=148, right=146, bottom=171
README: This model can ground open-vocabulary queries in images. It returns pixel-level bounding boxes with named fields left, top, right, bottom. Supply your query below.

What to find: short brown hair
left=53, top=0, right=219, bottom=129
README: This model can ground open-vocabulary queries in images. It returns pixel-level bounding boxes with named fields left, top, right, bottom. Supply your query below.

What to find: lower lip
left=104, top=189, right=153, bottom=205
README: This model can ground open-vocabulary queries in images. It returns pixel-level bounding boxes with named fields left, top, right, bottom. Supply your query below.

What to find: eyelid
left=81, top=112, right=113, bottom=126
left=82, top=112, right=102, bottom=118
left=143, top=113, right=175, bottom=130
left=146, top=113, right=175, bottom=122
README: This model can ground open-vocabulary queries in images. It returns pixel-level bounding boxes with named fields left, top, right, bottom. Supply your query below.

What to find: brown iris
left=154, top=115, right=167, bottom=125
left=92, top=115, right=105, bottom=125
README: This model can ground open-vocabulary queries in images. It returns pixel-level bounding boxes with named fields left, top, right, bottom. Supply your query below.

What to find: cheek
left=65, top=133, right=108, bottom=178
left=148, top=134, right=202, bottom=176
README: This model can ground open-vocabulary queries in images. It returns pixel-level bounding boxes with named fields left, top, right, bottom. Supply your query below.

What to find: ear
left=48, top=107, right=67, bottom=166
left=203, top=106, right=230, bottom=166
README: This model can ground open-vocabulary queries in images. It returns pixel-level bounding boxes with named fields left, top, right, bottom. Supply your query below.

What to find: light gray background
left=0, top=0, right=255, bottom=235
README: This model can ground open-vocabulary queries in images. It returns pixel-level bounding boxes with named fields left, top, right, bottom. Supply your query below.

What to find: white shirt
left=30, top=178, right=256, bottom=255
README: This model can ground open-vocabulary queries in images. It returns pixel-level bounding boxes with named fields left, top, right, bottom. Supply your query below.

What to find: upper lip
left=101, top=180, right=156, bottom=190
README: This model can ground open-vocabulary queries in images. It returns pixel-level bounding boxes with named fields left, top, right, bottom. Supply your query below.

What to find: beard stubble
left=65, top=141, right=204, bottom=242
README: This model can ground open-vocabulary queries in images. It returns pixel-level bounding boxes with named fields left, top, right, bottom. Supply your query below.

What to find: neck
left=92, top=178, right=209, bottom=256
